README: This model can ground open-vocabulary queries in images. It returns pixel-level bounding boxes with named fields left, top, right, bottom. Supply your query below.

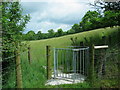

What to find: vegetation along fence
left=2, top=45, right=32, bottom=88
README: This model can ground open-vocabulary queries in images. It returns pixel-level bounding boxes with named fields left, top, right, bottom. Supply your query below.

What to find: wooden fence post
left=28, top=46, right=31, bottom=64
left=89, top=44, right=95, bottom=85
left=15, top=48, right=23, bottom=88
left=46, top=45, right=52, bottom=79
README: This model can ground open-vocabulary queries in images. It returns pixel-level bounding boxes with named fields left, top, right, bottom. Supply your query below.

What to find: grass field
left=27, top=27, right=119, bottom=66
left=5, top=26, right=119, bottom=88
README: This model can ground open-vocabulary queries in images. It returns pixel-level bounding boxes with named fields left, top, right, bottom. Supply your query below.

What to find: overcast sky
left=20, top=0, right=95, bottom=33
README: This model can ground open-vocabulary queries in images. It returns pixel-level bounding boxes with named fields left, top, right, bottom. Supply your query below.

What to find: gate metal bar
left=54, top=47, right=89, bottom=82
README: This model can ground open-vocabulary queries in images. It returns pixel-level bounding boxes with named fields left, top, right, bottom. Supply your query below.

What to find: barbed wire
left=2, top=50, right=27, bottom=63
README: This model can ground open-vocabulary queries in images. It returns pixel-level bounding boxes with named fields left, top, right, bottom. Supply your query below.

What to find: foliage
left=72, top=24, right=81, bottom=33
left=80, top=11, right=102, bottom=31
left=36, top=31, right=43, bottom=40
left=25, top=30, right=36, bottom=40
left=102, top=11, right=120, bottom=27
left=2, top=1, right=30, bottom=88
left=48, top=29, right=55, bottom=38
left=55, top=28, right=64, bottom=37
left=93, top=0, right=120, bottom=12
left=66, top=29, right=75, bottom=34
left=2, top=2, right=30, bottom=49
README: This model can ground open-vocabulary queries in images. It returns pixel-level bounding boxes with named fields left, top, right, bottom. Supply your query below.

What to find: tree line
left=23, top=1, right=120, bottom=40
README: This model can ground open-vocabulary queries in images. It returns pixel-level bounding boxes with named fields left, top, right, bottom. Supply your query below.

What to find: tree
left=26, top=31, right=36, bottom=40
left=36, top=31, right=43, bottom=40
left=48, top=29, right=55, bottom=38
left=92, top=0, right=120, bottom=12
left=67, top=29, right=75, bottom=34
left=2, top=2, right=30, bottom=49
left=72, top=24, right=81, bottom=33
left=2, top=1, right=30, bottom=87
left=101, top=10, right=120, bottom=27
left=42, top=33, right=48, bottom=39
left=55, top=28, right=63, bottom=37
left=80, top=11, right=102, bottom=31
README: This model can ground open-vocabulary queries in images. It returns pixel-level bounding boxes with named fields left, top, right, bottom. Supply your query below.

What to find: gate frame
left=53, top=46, right=89, bottom=82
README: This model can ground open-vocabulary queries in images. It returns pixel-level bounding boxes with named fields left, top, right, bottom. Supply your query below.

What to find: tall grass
left=20, top=51, right=47, bottom=88
left=4, top=26, right=119, bottom=88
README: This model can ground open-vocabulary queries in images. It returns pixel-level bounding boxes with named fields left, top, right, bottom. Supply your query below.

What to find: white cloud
left=21, top=0, right=94, bottom=33
left=25, top=21, right=71, bottom=33
left=21, top=0, right=91, bottom=3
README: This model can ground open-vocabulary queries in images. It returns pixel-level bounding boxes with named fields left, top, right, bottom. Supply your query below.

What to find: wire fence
left=94, top=43, right=120, bottom=81
left=2, top=48, right=25, bottom=88
left=2, top=45, right=47, bottom=88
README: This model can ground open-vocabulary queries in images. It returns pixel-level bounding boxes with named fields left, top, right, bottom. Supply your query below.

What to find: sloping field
left=28, top=27, right=119, bottom=65
left=19, top=26, right=119, bottom=88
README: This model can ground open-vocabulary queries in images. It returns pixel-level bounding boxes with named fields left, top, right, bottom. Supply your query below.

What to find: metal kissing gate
left=54, top=46, right=89, bottom=82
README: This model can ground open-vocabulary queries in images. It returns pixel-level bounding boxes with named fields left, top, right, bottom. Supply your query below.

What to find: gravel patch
left=45, top=73, right=85, bottom=86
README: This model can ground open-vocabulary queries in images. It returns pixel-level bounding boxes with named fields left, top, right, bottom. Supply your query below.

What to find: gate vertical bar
left=80, top=50, right=81, bottom=74
left=66, top=50, right=69, bottom=78
left=54, top=48, right=56, bottom=78
left=72, top=51, right=74, bottom=82
left=60, top=49, right=62, bottom=77
left=56, top=49, right=58, bottom=77
left=83, top=50, right=84, bottom=75
left=76, top=51, right=79, bottom=73
left=73, top=50, right=76, bottom=82
left=86, top=48, right=89, bottom=76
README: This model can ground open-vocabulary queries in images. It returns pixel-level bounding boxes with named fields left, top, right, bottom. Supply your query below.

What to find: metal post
left=72, top=51, right=74, bottom=82
left=61, top=49, right=63, bottom=78
left=83, top=50, right=84, bottom=75
left=85, top=49, right=86, bottom=75
left=64, top=50, right=66, bottom=78
left=80, top=50, right=81, bottom=74
left=56, top=49, right=58, bottom=77
left=63, top=50, right=65, bottom=77
left=61, top=49, right=63, bottom=77
left=75, top=51, right=77, bottom=80
left=54, top=48, right=56, bottom=78
left=66, top=50, right=69, bottom=78
left=60, top=49, right=61, bottom=77
left=87, top=48, right=89, bottom=76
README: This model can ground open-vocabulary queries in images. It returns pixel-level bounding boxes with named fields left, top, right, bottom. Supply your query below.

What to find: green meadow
left=5, top=26, right=119, bottom=88
left=27, top=27, right=119, bottom=66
